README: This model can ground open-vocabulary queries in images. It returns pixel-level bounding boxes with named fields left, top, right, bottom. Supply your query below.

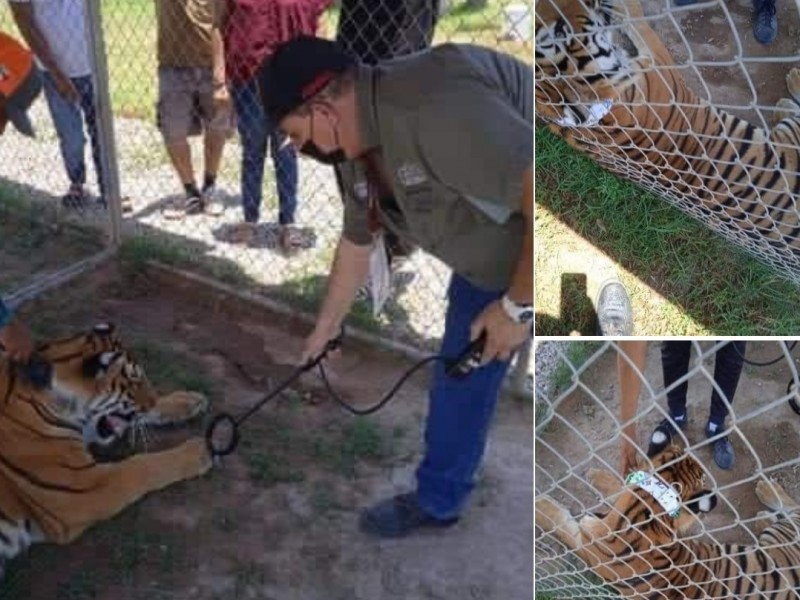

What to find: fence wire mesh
left=0, top=0, right=532, bottom=364
left=535, top=339, right=800, bottom=599
left=534, top=0, right=800, bottom=287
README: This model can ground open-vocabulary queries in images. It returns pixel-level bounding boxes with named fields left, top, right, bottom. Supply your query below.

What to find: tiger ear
left=685, top=490, right=717, bottom=514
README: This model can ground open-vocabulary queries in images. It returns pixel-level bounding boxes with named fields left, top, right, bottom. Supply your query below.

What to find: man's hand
left=53, top=70, right=79, bottom=103
left=213, top=84, right=229, bottom=113
left=470, top=301, right=530, bottom=364
left=0, top=317, right=34, bottom=362
left=300, top=321, right=342, bottom=367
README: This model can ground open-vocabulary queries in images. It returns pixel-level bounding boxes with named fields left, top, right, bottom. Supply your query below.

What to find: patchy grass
left=129, top=337, right=219, bottom=400
left=535, top=125, right=800, bottom=335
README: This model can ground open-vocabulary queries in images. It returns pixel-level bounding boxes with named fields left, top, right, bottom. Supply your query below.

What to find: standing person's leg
left=266, top=114, right=301, bottom=253
left=704, top=341, right=746, bottom=470
left=617, top=341, right=648, bottom=473
left=360, top=275, right=515, bottom=538
left=158, top=68, right=202, bottom=217
left=230, top=79, right=268, bottom=241
left=647, top=341, right=692, bottom=456
left=198, top=69, right=232, bottom=216
left=41, top=70, right=88, bottom=208
left=73, top=75, right=106, bottom=203
left=708, top=341, right=746, bottom=427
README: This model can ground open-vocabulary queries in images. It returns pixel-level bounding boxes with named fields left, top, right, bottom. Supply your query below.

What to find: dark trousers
left=661, top=341, right=746, bottom=426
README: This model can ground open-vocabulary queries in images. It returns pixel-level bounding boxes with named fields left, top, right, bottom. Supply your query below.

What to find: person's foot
left=753, top=0, right=777, bottom=44
left=706, top=422, right=735, bottom=470
left=61, top=184, right=89, bottom=209
left=228, top=221, right=258, bottom=244
left=647, top=415, right=688, bottom=457
left=359, top=492, right=459, bottom=538
left=202, top=184, right=225, bottom=217
left=162, top=192, right=203, bottom=220
left=278, top=224, right=312, bottom=255
left=595, top=279, right=633, bottom=336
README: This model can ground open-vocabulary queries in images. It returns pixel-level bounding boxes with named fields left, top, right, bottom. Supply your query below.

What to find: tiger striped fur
left=536, top=445, right=800, bottom=599
left=0, top=323, right=211, bottom=578
left=535, top=0, right=800, bottom=281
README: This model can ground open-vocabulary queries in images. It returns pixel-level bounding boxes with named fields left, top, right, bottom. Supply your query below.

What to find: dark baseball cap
left=258, top=35, right=357, bottom=124
left=0, top=32, right=41, bottom=137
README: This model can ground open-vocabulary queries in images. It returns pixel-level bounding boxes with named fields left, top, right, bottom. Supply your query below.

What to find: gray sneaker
left=595, top=280, right=633, bottom=336
left=706, top=422, right=735, bottom=470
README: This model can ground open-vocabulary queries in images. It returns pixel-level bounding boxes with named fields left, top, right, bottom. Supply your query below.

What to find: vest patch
left=396, top=162, right=428, bottom=187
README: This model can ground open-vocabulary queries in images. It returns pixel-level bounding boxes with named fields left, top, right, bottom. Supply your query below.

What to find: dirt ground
left=0, top=261, right=532, bottom=600
left=536, top=340, right=800, bottom=580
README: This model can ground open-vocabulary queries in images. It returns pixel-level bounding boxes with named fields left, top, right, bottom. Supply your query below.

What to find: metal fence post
left=83, top=0, right=123, bottom=247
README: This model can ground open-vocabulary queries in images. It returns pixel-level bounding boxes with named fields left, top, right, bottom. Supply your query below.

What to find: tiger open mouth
left=90, top=408, right=137, bottom=445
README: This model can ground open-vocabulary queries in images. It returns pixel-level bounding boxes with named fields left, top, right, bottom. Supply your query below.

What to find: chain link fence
left=535, top=0, right=800, bottom=287
left=535, top=339, right=800, bottom=598
left=0, top=0, right=532, bottom=379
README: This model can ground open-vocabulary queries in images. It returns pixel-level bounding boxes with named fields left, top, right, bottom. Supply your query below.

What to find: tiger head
left=534, top=0, right=665, bottom=128
left=32, top=323, right=158, bottom=447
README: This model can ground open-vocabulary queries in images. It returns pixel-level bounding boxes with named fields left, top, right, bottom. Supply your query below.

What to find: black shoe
left=647, top=416, right=687, bottom=457
left=595, top=280, right=633, bottom=336
left=359, top=493, right=459, bottom=539
left=706, top=423, right=735, bottom=470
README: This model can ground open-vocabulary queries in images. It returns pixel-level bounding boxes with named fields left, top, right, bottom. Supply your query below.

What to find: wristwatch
left=501, top=295, right=534, bottom=324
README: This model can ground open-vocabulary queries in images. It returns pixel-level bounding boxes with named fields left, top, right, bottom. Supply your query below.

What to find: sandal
left=228, top=221, right=258, bottom=245
left=279, top=224, right=311, bottom=255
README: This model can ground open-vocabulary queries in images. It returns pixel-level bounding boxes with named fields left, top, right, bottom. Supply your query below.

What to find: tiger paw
left=786, top=67, right=800, bottom=106
left=755, top=479, right=797, bottom=512
left=587, top=468, right=623, bottom=497
left=535, top=496, right=568, bottom=533
left=142, top=391, right=209, bottom=426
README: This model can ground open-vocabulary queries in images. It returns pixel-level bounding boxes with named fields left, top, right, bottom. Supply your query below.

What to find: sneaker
left=753, top=0, right=777, bottom=44
left=162, top=193, right=203, bottom=220
left=201, top=184, right=225, bottom=217
left=61, top=184, right=89, bottom=210
left=706, top=422, right=735, bottom=470
left=647, top=416, right=687, bottom=457
left=595, top=279, right=633, bottom=336
left=359, top=492, right=459, bottom=538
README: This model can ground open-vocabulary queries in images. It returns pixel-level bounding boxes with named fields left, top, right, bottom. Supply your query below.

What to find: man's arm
left=617, top=341, right=648, bottom=474
left=301, top=236, right=372, bottom=363
left=8, top=2, right=78, bottom=102
left=470, top=164, right=533, bottom=363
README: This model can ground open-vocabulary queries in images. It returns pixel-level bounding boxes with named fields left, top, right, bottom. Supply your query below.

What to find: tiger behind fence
left=0, top=323, right=212, bottom=578
left=534, top=0, right=800, bottom=282
left=535, top=444, right=800, bottom=599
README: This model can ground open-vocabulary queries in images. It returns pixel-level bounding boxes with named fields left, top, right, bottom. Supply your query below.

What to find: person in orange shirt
left=0, top=31, right=40, bottom=361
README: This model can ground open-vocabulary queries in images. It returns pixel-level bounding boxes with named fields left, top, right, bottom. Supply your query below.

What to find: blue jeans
left=415, top=274, right=512, bottom=520
left=230, top=78, right=298, bottom=224
left=41, top=71, right=105, bottom=196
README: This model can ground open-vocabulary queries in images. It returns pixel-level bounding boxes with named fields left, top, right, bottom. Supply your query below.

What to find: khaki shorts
left=156, top=67, right=235, bottom=141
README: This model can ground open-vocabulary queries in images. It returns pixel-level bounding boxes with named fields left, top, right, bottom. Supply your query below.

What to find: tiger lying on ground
left=535, top=0, right=800, bottom=279
left=0, top=323, right=212, bottom=578
left=536, top=444, right=800, bottom=599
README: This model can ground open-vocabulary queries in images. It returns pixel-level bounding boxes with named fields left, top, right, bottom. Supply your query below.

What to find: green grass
left=129, top=337, right=219, bottom=400
left=535, top=125, right=800, bottom=335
